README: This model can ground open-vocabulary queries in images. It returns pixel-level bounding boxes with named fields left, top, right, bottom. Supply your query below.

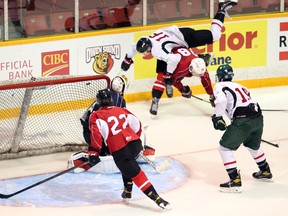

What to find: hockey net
left=0, top=75, right=110, bottom=160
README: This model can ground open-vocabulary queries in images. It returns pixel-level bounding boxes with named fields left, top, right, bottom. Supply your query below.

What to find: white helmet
left=111, top=75, right=128, bottom=95
left=189, top=57, right=206, bottom=77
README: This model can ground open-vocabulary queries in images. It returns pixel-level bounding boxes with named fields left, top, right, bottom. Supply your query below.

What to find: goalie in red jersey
left=149, top=47, right=214, bottom=115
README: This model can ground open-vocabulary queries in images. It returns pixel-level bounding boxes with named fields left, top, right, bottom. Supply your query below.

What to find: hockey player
left=121, top=0, right=238, bottom=115
left=150, top=47, right=214, bottom=115
left=88, top=88, right=170, bottom=209
left=68, top=75, right=155, bottom=173
left=211, top=64, right=273, bottom=193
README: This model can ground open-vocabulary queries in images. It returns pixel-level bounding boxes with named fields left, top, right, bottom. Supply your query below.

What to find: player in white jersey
left=121, top=0, right=238, bottom=115
left=211, top=64, right=273, bottom=193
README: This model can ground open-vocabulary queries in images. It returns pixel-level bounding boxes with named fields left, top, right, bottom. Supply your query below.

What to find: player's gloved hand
left=181, top=85, right=192, bottom=98
left=121, top=54, right=134, bottom=71
left=209, top=94, right=215, bottom=107
left=211, top=114, right=227, bottom=131
left=163, top=73, right=174, bottom=85
left=88, top=151, right=101, bottom=166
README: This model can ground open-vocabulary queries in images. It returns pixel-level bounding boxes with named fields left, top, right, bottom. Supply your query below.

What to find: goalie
left=67, top=75, right=155, bottom=174
left=71, top=88, right=169, bottom=209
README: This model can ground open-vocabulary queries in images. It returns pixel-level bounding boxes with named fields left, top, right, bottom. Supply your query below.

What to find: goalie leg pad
left=67, top=151, right=90, bottom=173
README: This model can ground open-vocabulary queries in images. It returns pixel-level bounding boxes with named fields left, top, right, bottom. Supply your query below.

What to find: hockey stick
left=261, top=139, right=279, bottom=148
left=262, top=109, right=288, bottom=112
left=141, top=125, right=170, bottom=173
left=0, top=161, right=89, bottom=199
left=191, top=95, right=210, bottom=104
left=190, top=96, right=281, bottom=148
left=192, top=95, right=287, bottom=112
left=139, top=151, right=170, bottom=173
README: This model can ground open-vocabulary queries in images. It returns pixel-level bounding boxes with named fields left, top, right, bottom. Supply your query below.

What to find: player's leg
left=244, top=116, right=273, bottom=181
left=114, top=140, right=170, bottom=209
left=150, top=60, right=167, bottom=116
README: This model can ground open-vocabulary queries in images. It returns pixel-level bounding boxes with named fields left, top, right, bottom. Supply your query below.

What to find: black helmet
left=96, top=89, right=113, bottom=107
left=216, top=64, right=234, bottom=82
left=136, top=37, right=152, bottom=53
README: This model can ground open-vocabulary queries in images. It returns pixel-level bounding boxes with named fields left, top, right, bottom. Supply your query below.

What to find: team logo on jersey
left=85, top=44, right=120, bottom=75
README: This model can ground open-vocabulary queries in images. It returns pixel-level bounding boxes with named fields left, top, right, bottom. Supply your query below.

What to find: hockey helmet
left=136, top=37, right=152, bottom=53
left=189, top=57, right=206, bottom=77
left=96, top=88, right=113, bottom=106
left=216, top=64, right=234, bottom=82
left=111, top=75, right=128, bottom=95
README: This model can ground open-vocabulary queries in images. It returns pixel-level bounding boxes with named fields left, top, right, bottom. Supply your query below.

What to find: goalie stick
left=139, top=151, right=170, bottom=173
left=141, top=125, right=171, bottom=173
left=0, top=161, right=89, bottom=199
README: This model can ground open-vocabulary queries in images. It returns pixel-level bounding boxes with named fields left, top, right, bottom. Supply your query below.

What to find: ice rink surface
left=0, top=85, right=287, bottom=216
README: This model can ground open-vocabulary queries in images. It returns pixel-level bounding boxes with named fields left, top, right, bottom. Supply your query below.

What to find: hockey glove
left=209, top=95, right=215, bottom=107
left=181, top=85, right=192, bottom=98
left=88, top=151, right=101, bottom=166
left=121, top=54, right=134, bottom=71
left=211, top=114, right=227, bottom=131
left=163, top=73, right=174, bottom=85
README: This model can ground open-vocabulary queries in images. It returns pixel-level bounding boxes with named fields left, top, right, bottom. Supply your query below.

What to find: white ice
left=0, top=85, right=287, bottom=216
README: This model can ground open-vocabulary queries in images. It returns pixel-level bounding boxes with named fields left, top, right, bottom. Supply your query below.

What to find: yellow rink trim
left=0, top=98, right=94, bottom=120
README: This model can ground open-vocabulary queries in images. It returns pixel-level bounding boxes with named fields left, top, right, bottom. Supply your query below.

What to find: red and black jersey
left=89, top=106, right=142, bottom=154
left=171, top=47, right=213, bottom=95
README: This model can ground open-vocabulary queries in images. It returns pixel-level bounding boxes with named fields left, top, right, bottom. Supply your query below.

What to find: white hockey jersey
left=213, top=81, right=259, bottom=120
left=127, top=25, right=189, bottom=73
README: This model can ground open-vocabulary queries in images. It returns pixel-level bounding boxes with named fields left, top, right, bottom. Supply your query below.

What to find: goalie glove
left=121, top=54, right=134, bottom=71
left=211, top=114, right=227, bottom=131
left=88, top=151, right=101, bottom=166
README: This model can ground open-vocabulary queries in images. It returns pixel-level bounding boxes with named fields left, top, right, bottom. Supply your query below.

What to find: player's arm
left=121, top=43, right=137, bottom=71
left=163, top=53, right=181, bottom=84
left=213, top=86, right=227, bottom=117
left=200, top=71, right=213, bottom=95
left=126, top=112, right=142, bottom=137
left=88, top=113, right=104, bottom=166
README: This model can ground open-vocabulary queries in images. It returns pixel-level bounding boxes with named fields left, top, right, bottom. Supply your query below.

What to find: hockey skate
left=150, top=97, right=159, bottom=115
left=121, top=181, right=133, bottom=204
left=220, top=170, right=242, bottom=193
left=149, top=192, right=171, bottom=210
left=252, top=164, right=273, bottom=182
left=198, top=53, right=214, bottom=67
left=218, top=0, right=238, bottom=18
left=165, top=84, right=173, bottom=98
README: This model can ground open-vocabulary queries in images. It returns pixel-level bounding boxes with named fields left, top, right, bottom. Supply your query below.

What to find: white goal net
left=0, top=75, right=110, bottom=160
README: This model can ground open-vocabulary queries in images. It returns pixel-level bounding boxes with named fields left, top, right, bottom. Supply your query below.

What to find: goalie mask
left=111, top=75, right=128, bottom=95
left=96, top=89, right=113, bottom=107
left=216, top=64, right=234, bottom=82
left=189, top=58, right=206, bottom=77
